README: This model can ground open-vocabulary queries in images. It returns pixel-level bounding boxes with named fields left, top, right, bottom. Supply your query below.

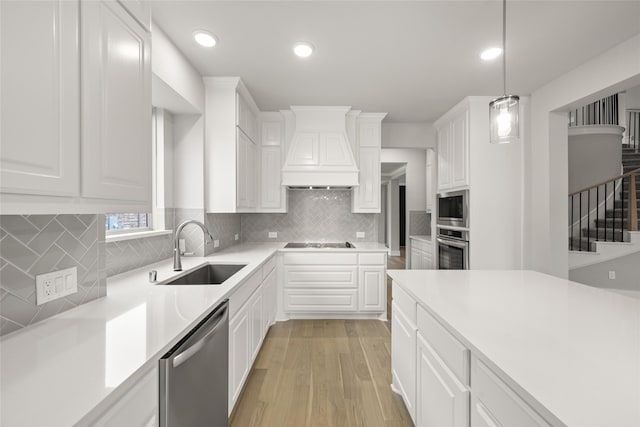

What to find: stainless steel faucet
left=173, top=220, right=214, bottom=271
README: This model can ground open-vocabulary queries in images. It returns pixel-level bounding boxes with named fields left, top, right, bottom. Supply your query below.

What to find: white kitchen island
left=387, top=269, right=640, bottom=427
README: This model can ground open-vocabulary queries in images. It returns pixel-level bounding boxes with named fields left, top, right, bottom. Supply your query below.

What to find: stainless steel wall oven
left=437, top=228, right=469, bottom=270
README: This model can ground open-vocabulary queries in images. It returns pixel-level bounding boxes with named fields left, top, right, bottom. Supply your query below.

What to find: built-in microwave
left=437, top=190, right=468, bottom=228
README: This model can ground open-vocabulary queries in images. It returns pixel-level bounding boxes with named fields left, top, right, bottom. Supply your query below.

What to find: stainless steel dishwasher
left=159, top=299, right=229, bottom=427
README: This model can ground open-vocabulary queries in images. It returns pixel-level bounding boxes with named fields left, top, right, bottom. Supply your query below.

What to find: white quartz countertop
left=409, top=235, right=432, bottom=243
left=0, top=243, right=284, bottom=427
left=386, top=269, right=640, bottom=427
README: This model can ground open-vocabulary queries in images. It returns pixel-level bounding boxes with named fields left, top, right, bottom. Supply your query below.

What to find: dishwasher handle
left=172, top=304, right=228, bottom=368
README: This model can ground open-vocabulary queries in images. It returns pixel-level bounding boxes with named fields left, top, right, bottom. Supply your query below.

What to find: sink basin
left=162, top=264, right=247, bottom=285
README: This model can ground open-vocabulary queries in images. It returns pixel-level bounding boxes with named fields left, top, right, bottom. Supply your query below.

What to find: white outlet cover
left=214, top=239, right=220, bottom=248
left=609, top=271, right=616, bottom=279
left=356, top=232, right=365, bottom=238
left=235, top=234, right=239, bottom=241
left=268, top=232, right=278, bottom=238
left=36, top=267, right=77, bottom=306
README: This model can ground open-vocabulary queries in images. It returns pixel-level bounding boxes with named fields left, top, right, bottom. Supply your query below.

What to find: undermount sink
left=161, top=264, right=247, bottom=285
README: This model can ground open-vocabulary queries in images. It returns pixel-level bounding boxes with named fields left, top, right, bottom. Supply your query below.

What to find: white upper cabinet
left=0, top=0, right=80, bottom=198
left=259, top=114, right=287, bottom=212
left=436, top=108, right=468, bottom=192
left=81, top=0, right=151, bottom=202
left=426, top=148, right=435, bottom=212
left=352, top=113, right=386, bottom=213
left=0, top=0, right=152, bottom=214
left=204, top=77, right=259, bottom=213
left=450, top=111, right=469, bottom=189
left=117, top=0, right=151, bottom=31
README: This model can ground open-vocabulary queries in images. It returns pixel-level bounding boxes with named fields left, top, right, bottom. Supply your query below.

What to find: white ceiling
left=151, top=1, right=640, bottom=122
left=381, top=162, right=406, bottom=174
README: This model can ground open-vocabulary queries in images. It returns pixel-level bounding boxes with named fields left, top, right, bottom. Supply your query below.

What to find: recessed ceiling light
left=193, top=31, right=217, bottom=48
left=480, top=47, right=502, bottom=61
left=293, top=42, right=314, bottom=58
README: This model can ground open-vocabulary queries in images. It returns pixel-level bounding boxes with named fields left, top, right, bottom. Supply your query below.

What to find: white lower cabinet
left=470, top=357, right=550, bottom=427
left=262, top=268, right=277, bottom=330
left=392, top=281, right=554, bottom=427
left=416, top=333, right=469, bottom=427
left=229, top=303, right=251, bottom=409
left=391, top=301, right=417, bottom=423
left=410, top=238, right=433, bottom=270
left=358, top=266, right=385, bottom=311
left=89, top=365, right=158, bottom=427
left=281, top=252, right=386, bottom=317
left=249, top=287, right=264, bottom=361
left=228, top=256, right=277, bottom=414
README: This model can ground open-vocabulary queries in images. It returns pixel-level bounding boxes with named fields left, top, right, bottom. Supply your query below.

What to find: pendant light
left=489, top=0, right=519, bottom=144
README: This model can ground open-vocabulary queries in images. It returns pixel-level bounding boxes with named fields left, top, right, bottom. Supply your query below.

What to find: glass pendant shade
left=489, top=95, right=519, bottom=144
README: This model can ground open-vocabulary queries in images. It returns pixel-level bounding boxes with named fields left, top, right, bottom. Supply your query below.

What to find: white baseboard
left=389, top=250, right=401, bottom=256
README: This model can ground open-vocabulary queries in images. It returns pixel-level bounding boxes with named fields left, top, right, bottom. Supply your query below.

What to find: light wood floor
left=230, top=248, right=410, bottom=427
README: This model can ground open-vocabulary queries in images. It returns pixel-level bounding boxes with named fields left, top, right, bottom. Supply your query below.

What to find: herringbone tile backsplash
left=0, top=215, right=106, bottom=336
left=242, top=190, right=379, bottom=242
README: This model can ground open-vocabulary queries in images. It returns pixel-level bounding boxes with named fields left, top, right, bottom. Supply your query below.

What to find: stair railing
left=568, top=167, right=640, bottom=251
left=628, top=109, right=640, bottom=152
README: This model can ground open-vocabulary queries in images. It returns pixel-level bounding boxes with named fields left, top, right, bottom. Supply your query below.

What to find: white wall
left=570, top=250, right=640, bottom=293
left=526, top=34, right=640, bottom=278
left=626, top=85, right=640, bottom=109
left=382, top=123, right=436, bottom=148
left=381, top=148, right=427, bottom=253
left=172, top=115, right=205, bottom=209
left=152, top=23, right=204, bottom=113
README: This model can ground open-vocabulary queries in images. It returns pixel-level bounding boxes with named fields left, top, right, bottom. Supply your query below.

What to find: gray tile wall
left=105, top=233, right=173, bottom=277
left=242, top=190, right=379, bottom=242
left=204, top=213, right=241, bottom=256
left=0, top=215, right=106, bottom=336
left=409, top=211, right=431, bottom=236
left=174, top=208, right=206, bottom=256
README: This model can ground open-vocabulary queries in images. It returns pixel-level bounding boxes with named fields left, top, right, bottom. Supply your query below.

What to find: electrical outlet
left=179, top=239, right=186, bottom=254
left=235, top=234, right=239, bottom=241
left=609, top=271, right=616, bottom=280
left=356, top=232, right=365, bottom=239
left=214, top=239, right=220, bottom=248
left=36, top=267, right=77, bottom=306
left=268, top=232, right=277, bottom=239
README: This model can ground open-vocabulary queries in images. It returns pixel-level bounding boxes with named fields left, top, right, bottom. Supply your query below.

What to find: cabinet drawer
left=411, top=238, right=430, bottom=252
left=229, top=270, right=262, bottom=319
left=471, top=357, right=550, bottom=427
left=284, top=266, right=357, bottom=289
left=284, top=289, right=358, bottom=312
left=392, top=283, right=416, bottom=325
left=359, top=252, right=386, bottom=265
left=262, top=255, right=276, bottom=277
left=417, top=305, right=469, bottom=385
left=283, top=253, right=358, bottom=265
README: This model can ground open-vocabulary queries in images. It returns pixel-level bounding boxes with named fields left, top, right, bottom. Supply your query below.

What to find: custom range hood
left=282, top=106, right=359, bottom=188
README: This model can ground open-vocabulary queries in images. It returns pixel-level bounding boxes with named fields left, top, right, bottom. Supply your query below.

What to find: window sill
left=106, top=229, right=173, bottom=243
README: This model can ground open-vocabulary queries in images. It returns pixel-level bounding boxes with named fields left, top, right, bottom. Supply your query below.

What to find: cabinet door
left=411, top=248, right=423, bottom=270
left=260, top=146, right=281, bottom=209
left=426, top=149, right=434, bottom=212
left=237, top=131, right=256, bottom=208
left=229, top=307, right=250, bottom=410
left=1, top=0, right=79, bottom=197
left=81, top=1, right=151, bottom=202
left=262, top=269, right=277, bottom=329
left=249, top=288, right=264, bottom=362
left=353, top=147, right=381, bottom=212
left=358, top=266, right=385, bottom=312
left=391, top=302, right=417, bottom=422
left=117, top=0, right=151, bottom=31
left=451, top=111, right=469, bottom=188
left=437, top=125, right=451, bottom=190
left=416, top=333, right=469, bottom=427
left=422, top=252, right=432, bottom=270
